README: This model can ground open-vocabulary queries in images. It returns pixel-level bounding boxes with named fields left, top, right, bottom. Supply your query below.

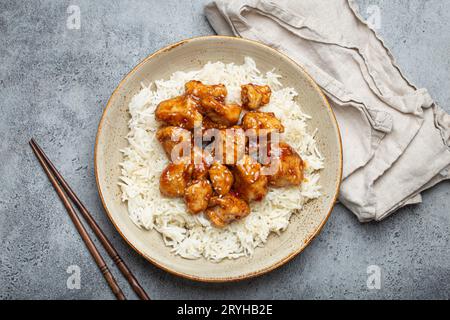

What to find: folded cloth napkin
left=205, top=0, right=450, bottom=222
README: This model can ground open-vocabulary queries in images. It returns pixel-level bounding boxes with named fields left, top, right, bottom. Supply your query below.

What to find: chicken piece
left=242, top=112, right=283, bottom=164
left=208, top=162, right=234, bottom=196
left=159, top=162, right=192, bottom=197
left=156, top=126, right=192, bottom=160
left=184, top=179, right=213, bottom=214
left=188, top=146, right=212, bottom=180
left=155, top=95, right=202, bottom=130
left=241, top=84, right=271, bottom=110
left=201, top=117, right=230, bottom=130
left=242, top=111, right=285, bottom=134
left=198, top=96, right=241, bottom=127
left=185, top=80, right=227, bottom=102
left=267, top=142, right=304, bottom=187
left=233, top=155, right=268, bottom=202
left=205, top=193, right=250, bottom=228
left=212, top=127, right=246, bottom=165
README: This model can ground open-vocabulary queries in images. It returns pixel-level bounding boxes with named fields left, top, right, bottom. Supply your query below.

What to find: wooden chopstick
left=30, top=139, right=150, bottom=300
left=30, top=140, right=126, bottom=300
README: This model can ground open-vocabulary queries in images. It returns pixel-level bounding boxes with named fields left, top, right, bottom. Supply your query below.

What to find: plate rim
left=94, top=35, right=343, bottom=282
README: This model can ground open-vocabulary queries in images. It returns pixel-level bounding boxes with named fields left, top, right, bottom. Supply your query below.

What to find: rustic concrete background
left=0, top=0, right=449, bottom=299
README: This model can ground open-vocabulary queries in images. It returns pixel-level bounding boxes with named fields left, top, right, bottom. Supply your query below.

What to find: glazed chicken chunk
left=184, top=179, right=213, bottom=214
left=241, top=84, right=271, bottom=110
left=155, top=95, right=202, bottom=130
left=188, top=146, right=212, bottom=180
left=159, top=162, right=192, bottom=198
left=267, top=142, right=305, bottom=187
left=205, top=193, right=251, bottom=228
left=156, top=126, right=192, bottom=159
left=242, top=111, right=285, bottom=134
left=156, top=81, right=310, bottom=227
left=233, top=155, right=268, bottom=202
left=201, top=117, right=231, bottom=130
left=198, top=96, right=241, bottom=127
left=185, top=80, right=227, bottom=102
left=208, top=162, right=234, bottom=196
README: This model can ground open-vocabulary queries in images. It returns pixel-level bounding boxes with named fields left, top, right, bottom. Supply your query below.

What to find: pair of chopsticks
left=29, top=139, right=150, bottom=300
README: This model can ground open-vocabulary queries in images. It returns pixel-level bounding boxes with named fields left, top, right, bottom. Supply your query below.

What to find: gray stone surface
left=0, top=0, right=448, bottom=300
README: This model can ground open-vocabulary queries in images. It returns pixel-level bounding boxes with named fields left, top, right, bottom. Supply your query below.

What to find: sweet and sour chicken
left=242, top=111, right=285, bottom=134
left=156, top=126, right=192, bottom=159
left=156, top=80, right=305, bottom=228
left=186, top=80, right=241, bottom=127
left=185, top=80, right=227, bottom=102
left=159, top=161, right=192, bottom=198
left=233, top=155, right=268, bottom=202
left=208, top=162, right=234, bottom=196
left=184, top=179, right=213, bottom=214
left=198, top=96, right=241, bottom=127
left=268, top=142, right=305, bottom=187
left=213, top=127, right=246, bottom=165
left=155, top=95, right=202, bottom=130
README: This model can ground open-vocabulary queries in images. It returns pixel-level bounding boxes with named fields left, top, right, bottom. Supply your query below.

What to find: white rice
left=118, top=57, right=324, bottom=262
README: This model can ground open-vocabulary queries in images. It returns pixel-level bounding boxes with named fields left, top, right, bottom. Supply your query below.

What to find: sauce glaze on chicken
left=156, top=81, right=305, bottom=228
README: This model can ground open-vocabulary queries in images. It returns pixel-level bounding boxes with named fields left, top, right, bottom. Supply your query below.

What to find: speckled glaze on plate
left=95, top=36, right=342, bottom=282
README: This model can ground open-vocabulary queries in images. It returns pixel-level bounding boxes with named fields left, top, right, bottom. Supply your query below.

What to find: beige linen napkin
left=205, top=0, right=450, bottom=221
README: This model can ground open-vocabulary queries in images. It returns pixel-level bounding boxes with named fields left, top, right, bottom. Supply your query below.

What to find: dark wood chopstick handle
left=30, top=142, right=126, bottom=300
left=30, top=139, right=150, bottom=300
